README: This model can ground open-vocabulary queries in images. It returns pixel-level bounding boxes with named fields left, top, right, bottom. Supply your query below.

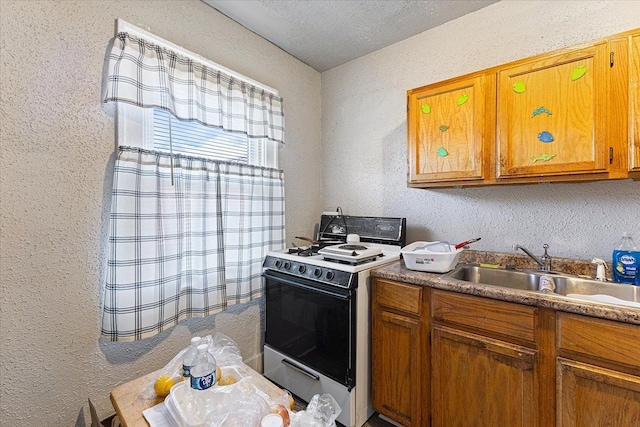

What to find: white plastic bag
left=148, top=333, right=244, bottom=399
left=290, top=394, right=341, bottom=427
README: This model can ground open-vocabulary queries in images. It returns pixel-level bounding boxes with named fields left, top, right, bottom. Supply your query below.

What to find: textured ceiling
left=202, top=0, right=499, bottom=72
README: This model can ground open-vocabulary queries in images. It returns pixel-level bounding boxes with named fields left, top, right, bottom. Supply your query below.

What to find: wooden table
left=110, top=363, right=287, bottom=427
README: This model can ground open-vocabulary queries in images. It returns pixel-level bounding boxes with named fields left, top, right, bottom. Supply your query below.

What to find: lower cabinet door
left=431, top=325, right=538, bottom=427
left=557, top=358, right=640, bottom=426
left=372, top=310, right=421, bottom=426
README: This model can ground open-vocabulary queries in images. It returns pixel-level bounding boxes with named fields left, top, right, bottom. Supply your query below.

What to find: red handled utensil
left=454, top=237, right=481, bottom=250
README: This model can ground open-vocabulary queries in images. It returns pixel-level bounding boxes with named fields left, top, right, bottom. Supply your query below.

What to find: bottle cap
left=197, top=344, right=208, bottom=353
left=191, top=336, right=202, bottom=345
left=261, top=414, right=284, bottom=427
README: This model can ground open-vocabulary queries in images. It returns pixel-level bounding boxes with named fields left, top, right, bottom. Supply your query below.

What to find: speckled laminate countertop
left=371, top=257, right=640, bottom=326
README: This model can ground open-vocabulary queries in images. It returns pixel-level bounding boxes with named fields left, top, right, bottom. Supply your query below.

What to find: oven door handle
left=263, top=271, right=351, bottom=300
left=281, top=359, right=320, bottom=381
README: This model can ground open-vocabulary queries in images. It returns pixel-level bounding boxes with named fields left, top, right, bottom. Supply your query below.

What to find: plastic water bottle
left=182, top=336, right=201, bottom=381
left=190, top=344, right=217, bottom=391
left=612, top=232, right=639, bottom=285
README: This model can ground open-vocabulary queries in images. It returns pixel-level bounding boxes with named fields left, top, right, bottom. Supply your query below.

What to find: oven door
left=263, top=269, right=356, bottom=388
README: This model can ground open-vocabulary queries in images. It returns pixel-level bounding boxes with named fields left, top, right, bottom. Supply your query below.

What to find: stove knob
left=274, top=260, right=282, bottom=268
left=325, top=271, right=335, bottom=281
left=283, top=261, right=291, bottom=270
left=297, top=265, right=306, bottom=274
left=313, top=268, right=322, bottom=278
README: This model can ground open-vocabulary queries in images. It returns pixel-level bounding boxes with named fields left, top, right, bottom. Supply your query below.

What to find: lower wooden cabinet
left=371, top=279, right=640, bottom=427
left=557, top=358, right=640, bottom=426
left=371, top=311, right=421, bottom=425
left=371, top=279, right=426, bottom=426
left=431, top=326, right=538, bottom=427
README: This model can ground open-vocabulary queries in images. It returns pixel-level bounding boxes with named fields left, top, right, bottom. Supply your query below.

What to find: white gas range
left=262, top=215, right=405, bottom=427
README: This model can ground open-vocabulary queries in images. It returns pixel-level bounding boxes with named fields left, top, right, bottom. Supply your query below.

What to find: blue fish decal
left=532, top=106, right=552, bottom=118
left=538, top=131, right=554, bottom=143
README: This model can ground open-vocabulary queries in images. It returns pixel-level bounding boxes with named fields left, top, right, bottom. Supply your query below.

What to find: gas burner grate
left=287, top=247, right=319, bottom=256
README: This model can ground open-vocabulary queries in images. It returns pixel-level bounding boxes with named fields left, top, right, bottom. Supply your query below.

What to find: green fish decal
left=457, top=93, right=469, bottom=106
left=531, top=106, right=552, bottom=118
left=439, top=125, right=449, bottom=132
left=513, top=81, right=526, bottom=94
left=571, top=66, right=587, bottom=81
left=436, top=147, right=449, bottom=157
left=421, top=104, right=431, bottom=114
left=531, top=153, right=556, bottom=163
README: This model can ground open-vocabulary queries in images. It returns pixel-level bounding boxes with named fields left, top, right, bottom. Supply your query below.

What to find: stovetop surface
left=265, top=242, right=400, bottom=273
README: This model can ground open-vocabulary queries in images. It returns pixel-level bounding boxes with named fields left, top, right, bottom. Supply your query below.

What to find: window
left=118, top=97, right=279, bottom=168
left=101, top=20, right=286, bottom=341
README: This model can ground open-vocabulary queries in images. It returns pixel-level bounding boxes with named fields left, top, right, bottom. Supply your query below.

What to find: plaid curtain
left=102, top=32, right=285, bottom=144
left=101, top=147, right=286, bottom=341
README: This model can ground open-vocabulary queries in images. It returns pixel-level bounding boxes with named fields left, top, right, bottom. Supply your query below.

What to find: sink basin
left=444, top=264, right=640, bottom=307
left=444, top=265, right=542, bottom=291
left=552, top=276, right=640, bottom=303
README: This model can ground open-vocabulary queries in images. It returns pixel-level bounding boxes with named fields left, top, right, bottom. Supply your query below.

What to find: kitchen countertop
left=371, top=257, right=640, bottom=326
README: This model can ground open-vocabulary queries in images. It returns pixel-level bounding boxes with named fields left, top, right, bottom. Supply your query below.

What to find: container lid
left=261, top=413, right=284, bottom=427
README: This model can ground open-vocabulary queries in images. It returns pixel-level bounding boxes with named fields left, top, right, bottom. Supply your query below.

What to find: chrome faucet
left=513, top=243, right=552, bottom=271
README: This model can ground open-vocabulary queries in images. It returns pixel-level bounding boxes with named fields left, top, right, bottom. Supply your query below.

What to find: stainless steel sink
left=552, top=275, right=640, bottom=303
left=445, top=265, right=542, bottom=291
left=443, top=264, right=640, bottom=307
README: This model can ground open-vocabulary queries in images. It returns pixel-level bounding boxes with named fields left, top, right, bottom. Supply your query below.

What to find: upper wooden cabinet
left=407, top=28, right=639, bottom=188
left=496, top=43, right=610, bottom=179
left=630, top=33, right=640, bottom=177
left=407, top=73, right=494, bottom=185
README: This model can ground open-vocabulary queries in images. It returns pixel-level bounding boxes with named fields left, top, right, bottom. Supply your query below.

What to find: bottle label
left=613, top=250, right=639, bottom=284
left=191, top=370, right=216, bottom=390
left=182, top=364, right=191, bottom=378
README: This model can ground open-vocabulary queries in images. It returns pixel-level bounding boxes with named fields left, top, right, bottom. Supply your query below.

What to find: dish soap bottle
left=612, top=232, right=639, bottom=285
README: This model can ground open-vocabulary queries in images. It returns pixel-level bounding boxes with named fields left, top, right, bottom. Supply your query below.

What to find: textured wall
left=0, top=1, right=321, bottom=426
left=321, top=0, right=640, bottom=261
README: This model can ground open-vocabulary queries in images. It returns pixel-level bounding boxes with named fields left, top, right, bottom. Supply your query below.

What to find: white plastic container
left=401, top=241, right=463, bottom=273
left=165, top=366, right=252, bottom=427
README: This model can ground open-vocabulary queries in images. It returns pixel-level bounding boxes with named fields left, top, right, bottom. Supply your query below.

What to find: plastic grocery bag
left=164, top=375, right=269, bottom=426
left=147, top=333, right=244, bottom=399
left=290, top=394, right=341, bottom=427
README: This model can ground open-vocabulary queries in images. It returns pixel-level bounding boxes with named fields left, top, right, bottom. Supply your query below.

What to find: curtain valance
left=102, top=32, right=285, bottom=144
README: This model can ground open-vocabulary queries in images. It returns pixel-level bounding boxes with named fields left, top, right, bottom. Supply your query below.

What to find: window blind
left=152, top=109, right=251, bottom=163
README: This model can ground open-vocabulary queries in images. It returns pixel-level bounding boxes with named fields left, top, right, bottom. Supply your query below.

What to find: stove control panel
left=263, top=256, right=356, bottom=288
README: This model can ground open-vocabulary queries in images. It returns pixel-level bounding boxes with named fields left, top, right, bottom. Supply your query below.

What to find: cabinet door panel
left=431, top=325, right=538, bottom=427
left=631, top=34, right=640, bottom=173
left=407, top=74, right=491, bottom=183
left=557, top=358, right=640, bottom=426
left=497, top=43, right=609, bottom=178
left=372, top=310, right=421, bottom=426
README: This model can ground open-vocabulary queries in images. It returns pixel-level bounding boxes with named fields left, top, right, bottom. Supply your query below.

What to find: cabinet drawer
left=374, top=279, right=422, bottom=316
left=558, top=312, right=640, bottom=369
left=432, top=290, right=537, bottom=344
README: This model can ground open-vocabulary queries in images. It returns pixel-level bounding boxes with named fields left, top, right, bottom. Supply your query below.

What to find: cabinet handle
left=610, top=52, right=614, bottom=68
left=609, top=147, right=614, bottom=164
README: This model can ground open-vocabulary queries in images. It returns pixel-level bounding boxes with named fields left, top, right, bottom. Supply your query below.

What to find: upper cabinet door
left=497, top=42, right=610, bottom=179
left=630, top=34, right=640, bottom=174
left=407, top=74, right=493, bottom=185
